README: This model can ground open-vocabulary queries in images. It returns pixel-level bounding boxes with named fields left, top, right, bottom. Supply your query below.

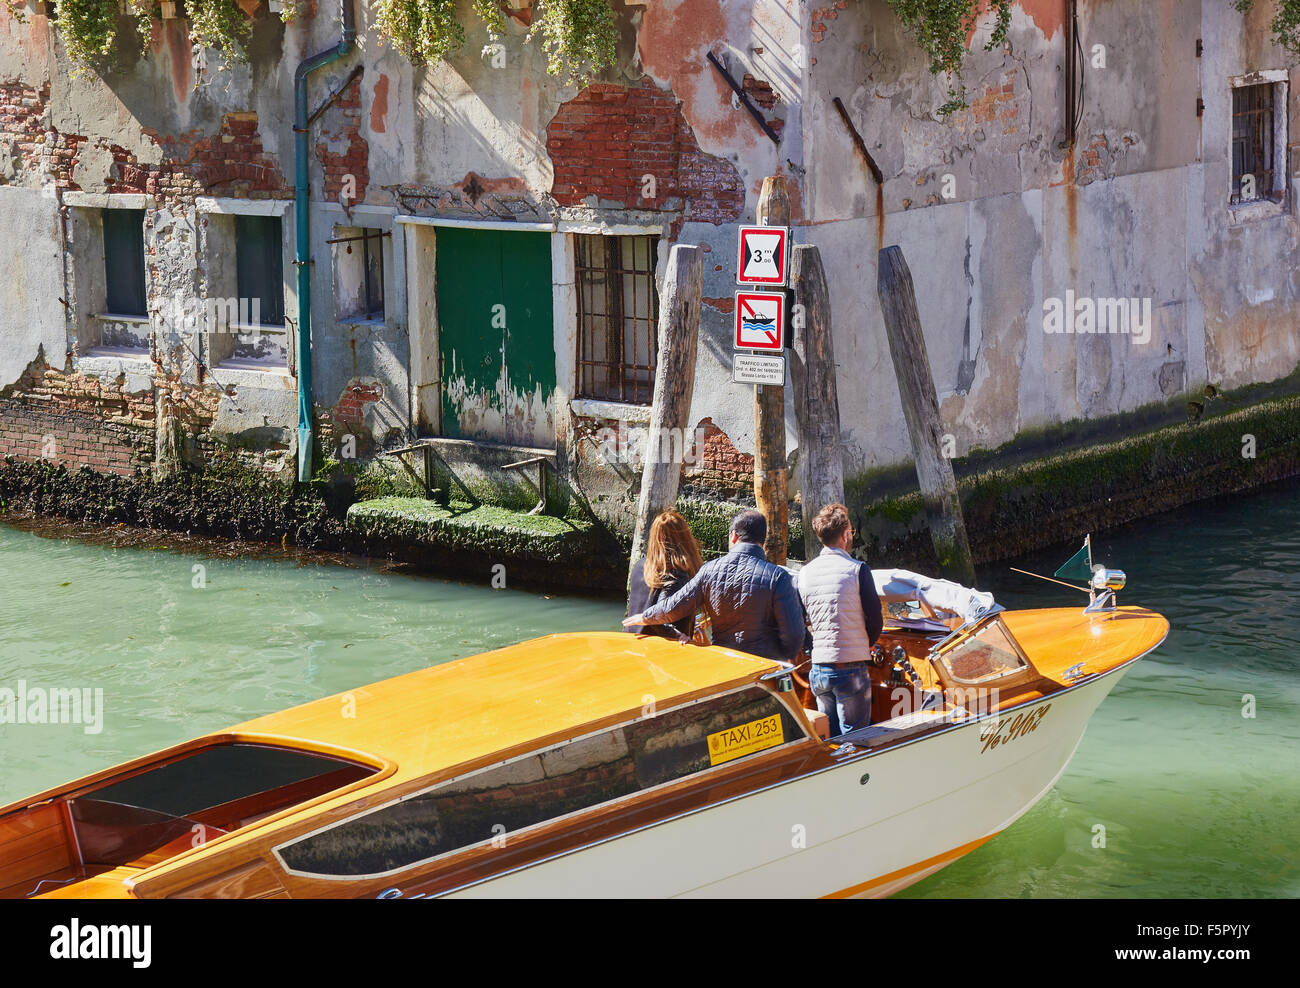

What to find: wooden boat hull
left=440, top=664, right=1131, bottom=898
left=2, top=606, right=1166, bottom=899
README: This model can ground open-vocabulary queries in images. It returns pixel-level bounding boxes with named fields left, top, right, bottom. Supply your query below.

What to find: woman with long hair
left=625, top=510, right=704, bottom=640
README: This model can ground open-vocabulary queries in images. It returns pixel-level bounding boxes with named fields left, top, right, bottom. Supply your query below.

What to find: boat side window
left=936, top=617, right=1029, bottom=685
left=276, top=687, right=805, bottom=879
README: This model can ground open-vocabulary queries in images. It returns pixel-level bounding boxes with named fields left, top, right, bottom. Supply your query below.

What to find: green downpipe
left=294, top=1, right=357, bottom=482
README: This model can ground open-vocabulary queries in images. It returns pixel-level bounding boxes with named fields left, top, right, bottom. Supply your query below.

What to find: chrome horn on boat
left=1083, top=566, right=1126, bottom=613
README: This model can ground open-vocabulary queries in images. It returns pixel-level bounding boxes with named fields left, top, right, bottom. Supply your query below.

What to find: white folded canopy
left=872, top=568, right=996, bottom=625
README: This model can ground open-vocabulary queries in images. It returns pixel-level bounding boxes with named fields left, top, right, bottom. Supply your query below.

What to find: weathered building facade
left=1, top=0, right=1297, bottom=543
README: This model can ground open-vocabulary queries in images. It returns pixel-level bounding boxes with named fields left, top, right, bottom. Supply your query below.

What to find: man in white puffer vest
left=797, top=503, right=884, bottom=736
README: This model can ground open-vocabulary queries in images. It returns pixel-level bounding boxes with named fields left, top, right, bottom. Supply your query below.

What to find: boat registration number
left=707, top=714, right=784, bottom=766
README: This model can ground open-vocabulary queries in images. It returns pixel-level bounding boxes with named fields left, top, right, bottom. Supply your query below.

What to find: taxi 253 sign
left=734, top=290, right=786, bottom=350
left=707, top=714, right=784, bottom=766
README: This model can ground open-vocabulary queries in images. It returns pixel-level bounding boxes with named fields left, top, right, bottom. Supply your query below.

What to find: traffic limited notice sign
left=733, top=352, right=786, bottom=386
left=734, top=290, right=785, bottom=350
left=737, top=225, right=789, bottom=286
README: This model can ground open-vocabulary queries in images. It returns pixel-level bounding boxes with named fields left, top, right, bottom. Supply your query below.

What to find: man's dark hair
left=730, top=509, right=767, bottom=545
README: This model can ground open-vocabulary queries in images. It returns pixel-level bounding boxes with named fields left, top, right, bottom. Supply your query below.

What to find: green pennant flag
left=1054, top=539, right=1092, bottom=582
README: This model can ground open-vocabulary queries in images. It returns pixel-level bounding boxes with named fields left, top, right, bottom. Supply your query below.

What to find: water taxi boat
left=0, top=591, right=1166, bottom=898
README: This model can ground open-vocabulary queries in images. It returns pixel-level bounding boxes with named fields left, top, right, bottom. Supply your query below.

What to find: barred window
left=575, top=234, right=659, bottom=405
left=1231, top=83, right=1279, bottom=204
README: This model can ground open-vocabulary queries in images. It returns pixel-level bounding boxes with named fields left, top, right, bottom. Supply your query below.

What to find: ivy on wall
left=7, top=0, right=276, bottom=69
left=884, top=0, right=1014, bottom=116
left=373, top=0, right=618, bottom=84
left=7, top=0, right=151, bottom=65
left=185, top=0, right=251, bottom=65
left=1233, top=0, right=1300, bottom=54
left=891, top=1, right=1300, bottom=116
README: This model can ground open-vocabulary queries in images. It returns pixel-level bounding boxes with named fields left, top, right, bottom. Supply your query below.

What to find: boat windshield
left=934, top=616, right=1029, bottom=685
left=68, top=743, right=377, bottom=868
left=68, top=798, right=226, bottom=868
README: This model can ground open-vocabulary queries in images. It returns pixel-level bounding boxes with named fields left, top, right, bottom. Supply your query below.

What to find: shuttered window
left=102, top=209, right=147, bottom=317
left=235, top=214, right=285, bottom=327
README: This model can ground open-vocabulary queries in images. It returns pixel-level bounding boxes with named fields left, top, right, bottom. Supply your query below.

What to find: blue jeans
left=810, top=661, right=872, bottom=737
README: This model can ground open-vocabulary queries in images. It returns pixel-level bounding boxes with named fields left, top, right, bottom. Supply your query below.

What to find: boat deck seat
left=833, top=708, right=955, bottom=750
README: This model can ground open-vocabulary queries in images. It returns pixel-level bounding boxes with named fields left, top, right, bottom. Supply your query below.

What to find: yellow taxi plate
left=707, top=714, right=784, bottom=766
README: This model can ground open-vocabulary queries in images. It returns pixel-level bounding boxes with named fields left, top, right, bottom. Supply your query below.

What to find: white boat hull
left=445, top=667, right=1128, bottom=898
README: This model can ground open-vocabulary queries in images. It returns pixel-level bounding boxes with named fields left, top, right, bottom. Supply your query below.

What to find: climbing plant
left=186, top=0, right=252, bottom=66
left=20, top=0, right=282, bottom=70
left=884, top=0, right=1014, bottom=116
left=1233, top=0, right=1300, bottom=55
left=26, top=0, right=151, bottom=66
left=373, top=0, right=467, bottom=64
left=527, top=0, right=618, bottom=85
left=374, top=0, right=617, bottom=83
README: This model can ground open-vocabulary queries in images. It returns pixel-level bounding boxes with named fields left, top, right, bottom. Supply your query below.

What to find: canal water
left=1, top=481, right=1297, bottom=898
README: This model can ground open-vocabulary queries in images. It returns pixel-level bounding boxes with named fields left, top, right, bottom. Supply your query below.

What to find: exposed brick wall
left=0, top=81, right=51, bottom=167
left=0, top=82, right=288, bottom=479
left=318, top=380, right=385, bottom=458
left=547, top=81, right=745, bottom=230
left=741, top=73, right=779, bottom=111
left=682, top=417, right=753, bottom=499
left=1, top=80, right=284, bottom=200
left=0, top=355, right=232, bottom=477
left=0, top=362, right=156, bottom=477
left=969, top=71, right=1019, bottom=129
left=315, top=74, right=369, bottom=205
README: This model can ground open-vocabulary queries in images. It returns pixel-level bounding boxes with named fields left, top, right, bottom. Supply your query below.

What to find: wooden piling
left=790, top=244, right=844, bottom=560
left=754, top=175, right=789, bottom=565
left=630, top=244, right=703, bottom=566
left=876, top=245, right=976, bottom=585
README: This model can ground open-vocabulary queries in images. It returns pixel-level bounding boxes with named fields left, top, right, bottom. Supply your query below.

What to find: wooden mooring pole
left=754, top=175, right=789, bottom=565
left=790, top=243, right=844, bottom=560
left=876, top=245, right=976, bottom=585
left=630, top=244, right=703, bottom=566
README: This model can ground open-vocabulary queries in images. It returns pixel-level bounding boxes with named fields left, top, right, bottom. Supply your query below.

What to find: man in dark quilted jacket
left=623, top=510, right=804, bottom=661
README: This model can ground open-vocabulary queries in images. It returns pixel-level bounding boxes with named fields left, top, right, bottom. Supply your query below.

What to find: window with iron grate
left=575, top=235, right=659, bottom=405
left=1231, top=82, right=1281, bottom=205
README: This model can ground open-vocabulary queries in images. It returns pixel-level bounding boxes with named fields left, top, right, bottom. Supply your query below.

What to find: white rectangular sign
left=732, top=352, right=786, bottom=386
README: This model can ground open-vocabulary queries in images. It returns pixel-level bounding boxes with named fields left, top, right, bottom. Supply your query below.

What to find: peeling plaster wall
left=0, top=186, right=63, bottom=385
left=1, top=0, right=1298, bottom=527
left=802, top=0, right=1300, bottom=480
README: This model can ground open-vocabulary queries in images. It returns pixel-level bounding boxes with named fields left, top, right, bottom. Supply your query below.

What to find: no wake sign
left=734, top=291, right=785, bottom=351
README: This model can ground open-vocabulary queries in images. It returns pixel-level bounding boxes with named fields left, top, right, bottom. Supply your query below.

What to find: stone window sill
left=1227, top=197, right=1286, bottom=224
left=569, top=398, right=652, bottom=423
left=212, top=362, right=294, bottom=392
left=76, top=349, right=152, bottom=372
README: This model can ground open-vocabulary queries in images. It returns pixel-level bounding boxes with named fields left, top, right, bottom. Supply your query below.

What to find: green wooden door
left=435, top=228, right=555, bottom=448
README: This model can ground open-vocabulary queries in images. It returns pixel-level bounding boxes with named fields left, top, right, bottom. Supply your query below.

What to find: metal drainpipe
left=294, top=0, right=357, bottom=482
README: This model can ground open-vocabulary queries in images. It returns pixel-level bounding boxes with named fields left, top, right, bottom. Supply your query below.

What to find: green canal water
left=1, top=482, right=1297, bottom=898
